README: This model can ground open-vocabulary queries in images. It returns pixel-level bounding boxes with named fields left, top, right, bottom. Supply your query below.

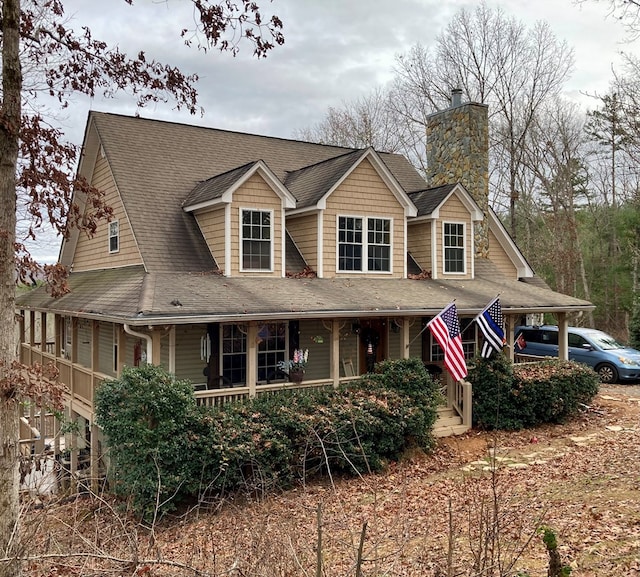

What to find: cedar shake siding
left=229, top=173, right=284, bottom=277
left=488, top=228, right=518, bottom=279
left=72, top=154, right=143, bottom=272
left=435, top=194, right=473, bottom=280
left=322, top=159, right=406, bottom=279
left=407, top=221, right=433, bottom=273
left=286, top=213, right=319, bottom=273
left=194, top=207, right=227, bottom=274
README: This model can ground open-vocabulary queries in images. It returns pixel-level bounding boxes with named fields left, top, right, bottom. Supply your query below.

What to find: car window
left=568, top=333, right=588, bottom=348
left=520, top=329, right=557, bottom=345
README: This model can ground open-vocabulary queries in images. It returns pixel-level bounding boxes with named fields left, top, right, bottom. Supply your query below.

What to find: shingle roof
left=284, top=149, right=367, bottom=207
left=182, top=161, right=257, bottom=208
left=409, top=184, right=457, bottom=216
left=16, top=264, right=593, bottom=325
left=89, top=112, right=427, bottom=273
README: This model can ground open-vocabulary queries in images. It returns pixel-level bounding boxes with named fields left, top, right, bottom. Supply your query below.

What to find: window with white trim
left=257, top=322, right=287, bottom=382
left=367, top=218, right=391, bottom=271
left=338, top=216, right=391, bottom=272
left=221, top=324, right=247, bottom=385
left=241, top=209, right=272, bottom=270
left=443, top=222, right=465, bottom=273
left=109, top=220, right=119, bottom=253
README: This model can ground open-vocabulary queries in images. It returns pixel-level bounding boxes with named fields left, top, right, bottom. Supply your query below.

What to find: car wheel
left=596, top=363, right=618, bottom=384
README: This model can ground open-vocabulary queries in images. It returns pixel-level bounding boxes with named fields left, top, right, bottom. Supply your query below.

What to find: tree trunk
left=0, top=0, right=22, bottom=575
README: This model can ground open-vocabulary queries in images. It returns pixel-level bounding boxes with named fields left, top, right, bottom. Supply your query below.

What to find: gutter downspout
left=124, top=324, right=153, bottom=365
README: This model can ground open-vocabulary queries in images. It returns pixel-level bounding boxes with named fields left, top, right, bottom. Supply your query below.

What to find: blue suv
left=515, top=325, right=640, bottom=384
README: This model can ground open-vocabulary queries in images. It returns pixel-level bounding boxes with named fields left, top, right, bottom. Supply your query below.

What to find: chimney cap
left=451, top=88, right=463, bottom=107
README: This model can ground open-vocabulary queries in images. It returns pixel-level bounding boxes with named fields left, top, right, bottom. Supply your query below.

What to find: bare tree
left=0, top=2, right=283, bottom=575
left=391, top=3, right=574, bottom=238
left=294, top=87, right=404, bottom=153
left=520, top=99, right=595, bottom=323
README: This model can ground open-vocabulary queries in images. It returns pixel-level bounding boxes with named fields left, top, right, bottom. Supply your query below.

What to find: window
left=257, top=322, right=287, bottom=383
left=109, top=220, right=119, bottom=253
left=338, top=216, right=363, bottom=271
left=241, top=209, right=272, bottom=270
left=338, top=216, right=391, bottom=272
left=430, top=318, right=476, bottom=361
left=443, top=222, right=465, bottom=273
left=222, top=324, right=247, bottom=385
left=367, top=218, right=391, bottom=271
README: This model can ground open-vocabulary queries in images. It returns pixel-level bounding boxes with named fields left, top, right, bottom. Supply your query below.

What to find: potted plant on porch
left=278, top=349, right=309, bottom=383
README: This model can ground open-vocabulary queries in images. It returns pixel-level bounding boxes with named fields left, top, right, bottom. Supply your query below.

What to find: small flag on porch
left=427, top=303, right=468, bottom=382
left=476, top=297, right=506, bottom=358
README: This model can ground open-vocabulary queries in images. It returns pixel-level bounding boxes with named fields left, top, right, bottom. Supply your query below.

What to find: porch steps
left=433, top=407, right=470, bottom=437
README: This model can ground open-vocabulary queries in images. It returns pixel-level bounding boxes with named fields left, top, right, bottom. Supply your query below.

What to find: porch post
left=90, top=420, right=100, bottom=493
left=91, top=321, right=99, bottom=371
left=40, top=311, right=47, bottom=353
left=116, top=325, right=125, bottom=375
left=18, top=310, right=25, bottom=363
left=401, top=316, right=410, bottom=359
left=54, top=314, right=62, bottom=358
left=151, top=328, right=162, bottom=366
left=557, top=312, right=569, bottom=360
left=247, top=322, right=258, bottom=397
left=331, top=319, right=340, bottom=387
left=505, top=315, right=515, bottom=362
left=68, top=409, right=78, bottom=491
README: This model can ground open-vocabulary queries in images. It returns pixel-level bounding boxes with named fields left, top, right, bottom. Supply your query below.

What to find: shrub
left=95, top=364, right=209, bottom=519
left=469, top=355, right=599, bottom=430
left=97, top=360, right=442, bottom=518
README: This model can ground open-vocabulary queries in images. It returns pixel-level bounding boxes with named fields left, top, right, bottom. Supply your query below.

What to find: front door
left=358, top=318, right=387, bottom=374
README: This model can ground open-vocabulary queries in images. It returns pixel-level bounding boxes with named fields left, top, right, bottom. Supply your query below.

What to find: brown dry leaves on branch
left=21, top=386, right=640, bottom=576
left=0, top=360, right=66, bottom=408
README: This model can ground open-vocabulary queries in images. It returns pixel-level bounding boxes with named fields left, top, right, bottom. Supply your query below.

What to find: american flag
left=476, top=297, right=505, bottom=358
left=427, top=303, right=468, bottom=382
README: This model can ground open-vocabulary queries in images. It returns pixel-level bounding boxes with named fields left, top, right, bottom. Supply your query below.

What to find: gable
left=321, top=159, right=407, bottom=278
left=70, top=152, right=143, bottom=272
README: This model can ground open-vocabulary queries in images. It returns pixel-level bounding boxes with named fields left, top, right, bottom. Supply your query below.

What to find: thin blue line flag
left=476, top=297, right=505, bottom=358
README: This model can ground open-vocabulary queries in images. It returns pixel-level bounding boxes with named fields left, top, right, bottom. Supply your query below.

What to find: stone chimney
left=426, top=90, right=489, bottom=257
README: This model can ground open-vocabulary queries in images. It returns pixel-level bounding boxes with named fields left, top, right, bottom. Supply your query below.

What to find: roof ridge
left=90, top=110, right=362, bottom=152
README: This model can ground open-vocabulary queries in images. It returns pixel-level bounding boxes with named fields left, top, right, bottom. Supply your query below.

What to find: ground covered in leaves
left=22, top=385, right=640, bottom=576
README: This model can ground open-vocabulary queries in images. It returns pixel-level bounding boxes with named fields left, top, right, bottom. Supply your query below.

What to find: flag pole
left=473, top=293, right=501, bottom=322
left=405, top=301, right=456, bottom=349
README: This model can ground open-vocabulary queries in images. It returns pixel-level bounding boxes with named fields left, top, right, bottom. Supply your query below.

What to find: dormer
left=407, top=184, right=483, bottom=280
left=284, top=148, right=417, bottom=279
left=182, top=161, right=296, bottom=277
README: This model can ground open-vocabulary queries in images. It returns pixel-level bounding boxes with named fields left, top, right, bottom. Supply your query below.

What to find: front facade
left=16, top=96, right=594, bottom=483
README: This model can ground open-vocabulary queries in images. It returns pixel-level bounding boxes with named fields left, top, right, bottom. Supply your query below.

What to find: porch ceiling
left=16, top=262, right=594, bottom=325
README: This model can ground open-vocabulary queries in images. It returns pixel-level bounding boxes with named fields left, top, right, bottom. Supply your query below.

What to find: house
left=16, top=93, right=593, bottom=481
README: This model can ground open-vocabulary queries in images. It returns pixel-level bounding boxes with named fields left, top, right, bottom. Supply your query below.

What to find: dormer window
left=338, top=215, right=391, bottom=273
left=241, top=209, right=272, bottom=271
left=109, top=220, right=119, bottom=253
left=443, top=222, right=465, bottom=273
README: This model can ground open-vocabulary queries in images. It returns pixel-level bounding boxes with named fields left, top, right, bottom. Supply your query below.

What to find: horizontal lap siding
left=488, top=228, right=517, bottom=279
left=174, top=325, right=207, bottom=385
left=231, top=175, right=283, bottom=277
left=407, top=222, right=432, bottom=272
left=298, top=319, right=331, bottom=380
left=77, top=320, right=92, bottom=369
left=437, top=194, right=472, bottom=280
left=195, top=208, right=226, bottom=273
left=323, top=160, right=405, bottom=278
left=98, top=322, right=116, bottom=377
left=286, top=214, right=317, bottom=272
left=73, top=155, right=143, bottom=271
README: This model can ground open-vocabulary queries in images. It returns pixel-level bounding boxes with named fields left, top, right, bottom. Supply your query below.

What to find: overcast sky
left=53, top=0, right=631, bottom=143
left=30, top=0, right=633, bottom=262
